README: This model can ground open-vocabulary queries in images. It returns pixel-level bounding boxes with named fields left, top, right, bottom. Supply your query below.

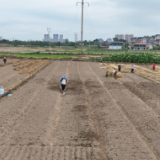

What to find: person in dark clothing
left=60, top=75, right=67, bottom=95
left=131, top=65, right=134, bottom=73
left=3, top=57, right=7, bottom=64
left=100, top=56, right=102, bottom=63
left=118, top=65, right=121, bottom=72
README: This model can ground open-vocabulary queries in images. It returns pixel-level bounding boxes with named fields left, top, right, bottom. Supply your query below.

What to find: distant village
left=99, top=34, right=160, bottom=50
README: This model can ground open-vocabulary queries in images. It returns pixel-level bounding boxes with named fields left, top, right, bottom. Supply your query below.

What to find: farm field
left=0, top=61, right=160, bottom=160
left=0, top=58, right=51, bottom=93
left=1, top=46, right=160, bottom=55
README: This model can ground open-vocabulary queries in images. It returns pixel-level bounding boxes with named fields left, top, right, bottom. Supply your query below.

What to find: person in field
left=118, top=64, right=121, bottom=72
left=100, top=56, right=103, bottom=63
left=131, top=65, right=134, bottom=73
left=113, top=68, right=117, bottom=79
left=153, top=63, right=155, bottom=70
left=60, top=75, right=67, bottom=95
left=3, top=57, right=7, bottom=64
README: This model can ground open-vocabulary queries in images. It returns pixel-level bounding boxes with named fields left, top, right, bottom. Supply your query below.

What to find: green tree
left=113, top=37, right=118, bottom=41
left=65, top=39, right=69, bottom=45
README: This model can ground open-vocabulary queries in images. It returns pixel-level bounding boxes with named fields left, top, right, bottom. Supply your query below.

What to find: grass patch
left=0, top=53, right=78, bottom=59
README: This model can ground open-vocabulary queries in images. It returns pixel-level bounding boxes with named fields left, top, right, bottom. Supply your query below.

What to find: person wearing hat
left=3, top=57, right=7, bottom=64
left=60, top=75, right=67, bottom=95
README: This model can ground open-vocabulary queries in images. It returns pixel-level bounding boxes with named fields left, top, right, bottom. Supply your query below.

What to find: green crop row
left=90, top=54, right=160, bottom=64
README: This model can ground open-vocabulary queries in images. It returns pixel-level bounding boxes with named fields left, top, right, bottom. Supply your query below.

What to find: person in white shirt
left=113, top=68, right=117, bottom=79
left=131, top=65, right=134, bottom=73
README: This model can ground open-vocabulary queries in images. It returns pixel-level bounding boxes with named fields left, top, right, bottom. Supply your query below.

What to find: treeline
left=0, top=39, right=102, bottom=47
left=153, top=45, right=160, bottom=50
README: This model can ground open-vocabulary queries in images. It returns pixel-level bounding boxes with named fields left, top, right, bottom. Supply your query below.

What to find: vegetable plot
left=90, top=54, right=160, bottom=63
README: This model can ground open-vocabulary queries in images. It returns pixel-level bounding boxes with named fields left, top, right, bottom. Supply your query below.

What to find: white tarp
left=109, top=46, right=122, bottom=50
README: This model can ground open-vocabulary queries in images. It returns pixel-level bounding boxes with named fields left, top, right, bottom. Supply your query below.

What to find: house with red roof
left=133, top=41, right=153, bottom=50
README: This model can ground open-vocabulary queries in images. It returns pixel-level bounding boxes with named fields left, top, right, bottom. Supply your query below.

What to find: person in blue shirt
left=60, top=75, right=67, bottom=95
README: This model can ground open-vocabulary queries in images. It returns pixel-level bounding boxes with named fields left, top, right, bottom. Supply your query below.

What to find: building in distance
left=43, top=34, right=50, bottom=41
left=125, top=34, right=134, bottom=41
left=0, top=36, right=2, bottom=40
left=59, top=35, right=63, bottom=43
left=53, top=34, right=59, bottom=42
left=115, top=34, right=124, bottom=40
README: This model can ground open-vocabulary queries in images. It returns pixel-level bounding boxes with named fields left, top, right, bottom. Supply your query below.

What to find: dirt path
left=0, top=61, right=160, bottom=160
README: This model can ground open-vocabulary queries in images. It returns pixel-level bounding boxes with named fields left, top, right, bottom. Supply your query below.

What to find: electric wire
left=63, top=5, right=81, bottom=41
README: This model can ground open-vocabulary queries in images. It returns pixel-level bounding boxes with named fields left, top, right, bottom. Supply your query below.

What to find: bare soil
left=0, top=61, right=160, bottom=160
left=0, top=59, right=51, bottom=94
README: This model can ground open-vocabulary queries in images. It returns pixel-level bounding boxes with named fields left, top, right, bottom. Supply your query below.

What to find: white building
left=154, top=39, right=160, bottom=45
left=0, top=36, right=2, bottom=40
left=109, top=46, right=122, bottom=50
left=155, top=34, right=160, bottom=39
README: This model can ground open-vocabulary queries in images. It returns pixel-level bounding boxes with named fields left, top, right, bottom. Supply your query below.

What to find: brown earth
left=0, top=61, right=160, bottom=160
left=0, top=59, right=51, bottom=94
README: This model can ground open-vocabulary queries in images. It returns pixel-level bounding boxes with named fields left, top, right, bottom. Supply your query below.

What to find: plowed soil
left=0, top=61, right=160, bottom=160
left=0, top=59, right=51, bottom=93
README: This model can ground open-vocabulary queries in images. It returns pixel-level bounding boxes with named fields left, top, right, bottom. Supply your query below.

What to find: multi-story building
left=155, top=34, right=160, bottom=39
left=154, top=34, right=160, bottom=45
left=53, top=34, right=59, bottom=42
left=43, top=34, right=50, bottom=41
left=0, top=36, right=2, bottom=40
left=59, top=35, right=63, bottom=43
left=125, top=34, right=134, bottom=41
left=115, top=34, right=124, bottom=40
left=131, top=34, right=160, bottom=46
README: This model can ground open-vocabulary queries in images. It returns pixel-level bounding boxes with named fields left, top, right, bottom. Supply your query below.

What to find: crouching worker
left=60, top=75, right=67, bottom=95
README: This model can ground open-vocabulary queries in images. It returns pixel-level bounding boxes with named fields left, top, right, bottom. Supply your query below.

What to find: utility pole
left=47, top=28, right=51, bottom=51
left=77, top=0, right=89, bottom=58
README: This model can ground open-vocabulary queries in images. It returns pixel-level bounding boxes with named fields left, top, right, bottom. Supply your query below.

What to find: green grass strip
left=0, top=53, right=78, bottom=59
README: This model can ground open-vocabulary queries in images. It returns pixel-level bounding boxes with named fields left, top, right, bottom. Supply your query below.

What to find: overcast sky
left=0, top=0, right=160, bottom=41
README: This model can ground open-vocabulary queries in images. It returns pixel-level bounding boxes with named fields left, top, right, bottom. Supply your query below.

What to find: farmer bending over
left=60, top=75, right=67, bottom=95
